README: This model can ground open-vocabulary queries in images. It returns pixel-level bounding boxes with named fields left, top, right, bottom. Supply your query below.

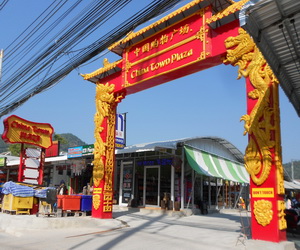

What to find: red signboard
left=2, top=115, right=54, bottom=149
left=124, top=8, right=211, bottom=90
left=45, top=141, right=60, bottom=157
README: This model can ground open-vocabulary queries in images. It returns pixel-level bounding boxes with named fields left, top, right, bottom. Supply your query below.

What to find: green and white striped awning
left=184, top=146, right=249, bottom=184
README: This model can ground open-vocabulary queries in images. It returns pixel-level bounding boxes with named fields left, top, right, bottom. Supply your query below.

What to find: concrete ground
left=0, top=207, right=297, bottom=250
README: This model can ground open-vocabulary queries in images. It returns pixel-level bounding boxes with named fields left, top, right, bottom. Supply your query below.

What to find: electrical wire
left=279, top=23, right=300, bottom=75
left=0, top=0, right=183, bottom=116
left=4, top=0, right=81, bottom=73
left=0, top=0, right=9, bottom=11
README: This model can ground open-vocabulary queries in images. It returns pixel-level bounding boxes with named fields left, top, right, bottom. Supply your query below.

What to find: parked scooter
left=285, top=208, right=300, bottom=234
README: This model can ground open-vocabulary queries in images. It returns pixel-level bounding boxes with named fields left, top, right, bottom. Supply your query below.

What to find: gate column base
left=244, top=240, right=295, bottom=250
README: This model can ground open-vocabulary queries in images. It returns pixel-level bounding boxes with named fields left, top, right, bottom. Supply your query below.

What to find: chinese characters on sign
left=133, top=24, right=191, bottom=56
left=2, top=115, right=53, bottom=149
left=125, top=9, right=208, bottom=87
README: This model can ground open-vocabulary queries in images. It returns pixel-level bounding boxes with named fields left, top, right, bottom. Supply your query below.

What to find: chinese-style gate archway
left=83, top=0, right=287, bottom=243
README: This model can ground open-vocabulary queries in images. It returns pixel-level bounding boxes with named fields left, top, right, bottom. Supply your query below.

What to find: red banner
left=124, top=9, right=210, bottom=88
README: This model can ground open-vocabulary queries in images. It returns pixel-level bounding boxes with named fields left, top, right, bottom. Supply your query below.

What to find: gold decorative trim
left=253, top=199, right=273, bottom=226
left=224, top=28, right=280, bottom=186
left=273, top=80, right=285, bottom=195
left=93, top=194, right=100, bottom=210
left=109, top=0, right=213, bottom=51
left=104, top=93, right=123, bottom=192
left=93, top=83, right=115, bottom=187
left=278, top=200, right=287, bottom=230
left=93, top=83, right=124, bottom=188
left=103, top=191, right=113, bottom=212
left=196, top=26, right=208, bottom=42
left=81, top=59, right=122, bottom=80
left=207, top=0, right=250, bottom=24
left=199, top=9, right=208, bottom=61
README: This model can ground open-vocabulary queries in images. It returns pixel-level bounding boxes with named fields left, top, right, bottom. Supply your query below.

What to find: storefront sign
left=68, top=144, right=94, bottom=158
left=68, top=146, right=83, bottom=158
left=122, top=165, right=133, bottom=204
left=0, top=157, right=6, bottom=167
left=137, top=158, right=173, bottom=166
left=115, top=113, right=125, bottom=149
left=2, top=115, right=53, bottom=149
left=252, top=188, right=274, bottom=198
left=82, top=144, right=94, bottom=156
left=124, top=9, right=208, bottom=88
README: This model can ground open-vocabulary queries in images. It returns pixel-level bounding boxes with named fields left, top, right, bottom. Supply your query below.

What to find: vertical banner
left=115, top=113, right=126, bottom=149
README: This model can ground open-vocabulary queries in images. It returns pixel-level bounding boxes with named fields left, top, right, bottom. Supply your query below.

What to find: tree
left=8, top=144, right=21, bottom=156
left=8, top=143, right=38, bottom=156
left=53, top=133, right=68, bottom=144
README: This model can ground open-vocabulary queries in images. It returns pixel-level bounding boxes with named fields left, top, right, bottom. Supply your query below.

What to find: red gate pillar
left=224, top=28, right=287, bottom=242
left=92, top=82, right=124, bottom=219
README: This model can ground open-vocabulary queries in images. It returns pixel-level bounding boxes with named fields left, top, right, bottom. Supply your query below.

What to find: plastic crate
left=2, top=194, right=33, bottom=214
left=56, top=195, right=65, bottom=208
left=30, top=203, right=39, bottom=214
left=59, top=195, right=81, bottom=210
left=80, top=195, right=92, bottom=212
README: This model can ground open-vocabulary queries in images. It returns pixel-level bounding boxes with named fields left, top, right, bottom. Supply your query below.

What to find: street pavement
left=0, top=207, right=298, bottom=250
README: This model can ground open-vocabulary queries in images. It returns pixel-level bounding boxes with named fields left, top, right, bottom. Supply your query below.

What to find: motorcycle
left=285, top=208, right=300, bottom=234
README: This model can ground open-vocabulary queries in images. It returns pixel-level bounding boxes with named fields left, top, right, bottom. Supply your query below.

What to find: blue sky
left=0, top=0, right=299, bottom=164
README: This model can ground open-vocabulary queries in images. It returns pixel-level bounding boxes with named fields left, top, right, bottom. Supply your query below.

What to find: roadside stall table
left=1, top=182, right=35, bottom=215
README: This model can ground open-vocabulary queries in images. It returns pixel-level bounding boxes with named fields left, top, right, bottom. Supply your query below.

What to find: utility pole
left=292, top=160, right=294, bottom=180
left=123, top=112, right=127, bottom=147
left=0, top=49, right=3, bottom=83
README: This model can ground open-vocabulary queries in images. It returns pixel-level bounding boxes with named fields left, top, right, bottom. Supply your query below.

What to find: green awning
left=184, top=146, right=249, bottom=184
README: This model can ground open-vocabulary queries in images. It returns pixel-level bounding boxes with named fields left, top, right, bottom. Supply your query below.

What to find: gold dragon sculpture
left=223, top=28, right=280, bottom=186
left=93, top=83, right=124, bottom=188
left=224, top=28, right=286, bottom=228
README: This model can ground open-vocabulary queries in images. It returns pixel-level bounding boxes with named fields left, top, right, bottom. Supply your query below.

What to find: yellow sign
left=2, top=115, right=54, bottom=149
left=93, top=187, right=102, bottom=194
left=252, top=188, right=274, bottom=198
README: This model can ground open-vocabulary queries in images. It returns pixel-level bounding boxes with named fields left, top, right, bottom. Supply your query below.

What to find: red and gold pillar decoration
left=224, top=28, right=286, bottom=242
left=92, top=82, right=124, bottom=219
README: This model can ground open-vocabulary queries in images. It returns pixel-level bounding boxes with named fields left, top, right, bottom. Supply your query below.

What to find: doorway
left=119, top=161, right=134, bottom=206
left=144, top=166, right=160, bottom=206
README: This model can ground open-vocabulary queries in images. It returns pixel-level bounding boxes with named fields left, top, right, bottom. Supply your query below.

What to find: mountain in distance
left=58, top=133, right=87, bottom=152
left=0, top=136, right=8, bottom=153
left=0, top=133, right=87, bottom=154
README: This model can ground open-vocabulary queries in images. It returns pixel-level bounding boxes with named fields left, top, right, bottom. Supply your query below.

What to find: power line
left=0, top=0, right=183, bottom=116
left=0, top=0, right=9, bottom=11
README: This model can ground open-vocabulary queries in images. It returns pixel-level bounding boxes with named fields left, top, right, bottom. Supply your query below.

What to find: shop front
left=115, top=136, right=250, bottom=211
left=1, top=136, right=249, bottom=212
left=118, top=158, right=174, bottom=208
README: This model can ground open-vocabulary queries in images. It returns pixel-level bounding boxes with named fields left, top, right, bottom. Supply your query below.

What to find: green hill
left=0, top=136, right=9, bottom=153
left=0, top=133, right=87, bottom=155
left=58, top=133, right=87, bottom=152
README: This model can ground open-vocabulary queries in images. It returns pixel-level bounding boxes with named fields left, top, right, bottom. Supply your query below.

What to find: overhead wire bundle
left=0, top=0, right=183, bottom=117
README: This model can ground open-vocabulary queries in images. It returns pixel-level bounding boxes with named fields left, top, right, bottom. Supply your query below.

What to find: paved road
left=0, top=208, right=297, bottom=250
